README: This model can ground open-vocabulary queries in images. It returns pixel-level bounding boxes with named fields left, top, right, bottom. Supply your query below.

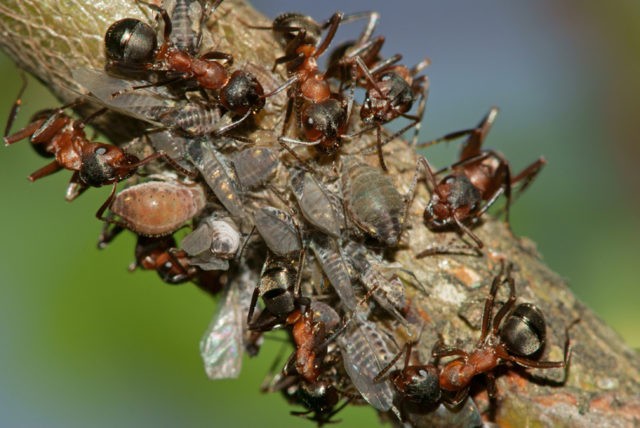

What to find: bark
left=1, top=0, right=638, bottom=427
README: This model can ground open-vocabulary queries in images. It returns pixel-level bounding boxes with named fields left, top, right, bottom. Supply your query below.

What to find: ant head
left=272, top=13, right=323, bottom=47
left=79, top=143, right=138, bottom=187
left=361, top=72, right=413, bottom=124
left=219, top=71, right=265, bottom=115
left=499, top=303, right=547, bottom=358
left=302, top=99, right=347, bottom=145
left=396, top=365, right=441, bottom=406
left=425, top=175, right=481, bottom=228
left=105, top=18, right=157, bottom=65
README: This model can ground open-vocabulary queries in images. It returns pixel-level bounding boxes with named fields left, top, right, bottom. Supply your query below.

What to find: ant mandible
left=432, top=262, right=576, bottom=405
left=105, top=0, right=265, bottom=130
left=3, top=84, right=192, bottom=215
left=417, top=108, right=546, bottom=254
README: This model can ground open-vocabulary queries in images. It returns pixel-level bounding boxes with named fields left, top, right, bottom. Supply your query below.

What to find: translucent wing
left=200, top=271, right=254, bottom=379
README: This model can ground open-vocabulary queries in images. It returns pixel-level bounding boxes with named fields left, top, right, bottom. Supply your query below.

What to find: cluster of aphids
left=4, top=0, right=576, bottom=426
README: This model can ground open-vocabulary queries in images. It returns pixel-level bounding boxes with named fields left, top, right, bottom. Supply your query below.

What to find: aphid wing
left=72, top=68, right=172, bottom=126
left=337, top=317, right=395, bottom=411
left=200, top=273, right=253, bottom=379
left=309, top=235, right=357, bottom=311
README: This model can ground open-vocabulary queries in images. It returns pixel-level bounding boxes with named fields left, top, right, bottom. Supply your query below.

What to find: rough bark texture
left=1, top=0, right=638, bottom=427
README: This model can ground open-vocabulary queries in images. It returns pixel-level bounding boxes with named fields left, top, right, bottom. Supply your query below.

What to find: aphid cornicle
left=103, top=180, right=206, bottom=237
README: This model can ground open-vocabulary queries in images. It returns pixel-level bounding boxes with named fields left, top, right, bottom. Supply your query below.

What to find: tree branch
left=1, top=0, right=638, bottom=426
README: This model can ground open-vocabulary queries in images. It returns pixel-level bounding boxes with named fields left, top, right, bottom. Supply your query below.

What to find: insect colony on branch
left=4, top=0, right=578, bottom=426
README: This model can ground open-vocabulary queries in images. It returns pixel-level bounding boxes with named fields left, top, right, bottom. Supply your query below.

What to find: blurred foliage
left=1, top=1, right=639, bottom=427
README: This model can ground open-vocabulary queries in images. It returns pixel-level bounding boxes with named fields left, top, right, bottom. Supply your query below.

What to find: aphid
left=231, top=146, right=278, bottom=190
left=342, top=159, right=419, bottom=247
left=186, top=137, right=245, bottom=218
left=3, top=100, right=188, bottom=211
left=253, top=206, right=302, bottom=257
left=104, top=1, right=265, bottom=126
left=346, top=241, right=410, bottom=323
left=99, top=180, right=206, bottom=238
left=200, top=268, right=255, bottom=379
left=433, top=263, right=575, bottom=405
left=337, top=314, right=400, bottom=418
left=289, top=169, right=342, bottom=238
left=418, top=108, right=546, bottom=251
left=308, top=234, right=357, bottom=311
left=181, top=216, right=241, bottom=260
left=162, top=0, right=207, bottom=55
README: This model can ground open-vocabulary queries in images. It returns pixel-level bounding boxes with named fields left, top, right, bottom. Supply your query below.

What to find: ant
left=105, top=0, right=265, bottom=131
left=3, top=85, right=190, bottom=214
left=417, top=108, right=546, bottom=254
left=339, top=40, right=430, bottom=171
left=255, top=12, right=354, bottom=162
left=432, top=262, right=576, bottom=406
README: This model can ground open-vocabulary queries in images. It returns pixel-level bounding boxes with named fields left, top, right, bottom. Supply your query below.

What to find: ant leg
left=97, top=222, right=124, bottom=250
left=4, top=120, right=45, bottom=145
left=95, top=182, right=118, bottom=221
left=27, top=161, right=63, bottom=181
left=490, top=265, right=517, bottom=336
left=132, top=151, right=198, bottom=179
left=453, top=216, right=484, bottom=249
left=511, top=157, right=546, bottom=201
left=246, top=285, right=261, bottom=325
left=375, top=125, right=388, bottom=171
left=65, top=172, right=89, bottom=202
left=110, top=76, right=184, bottom=98
left=278, top=137, right=319, bottom=174
left=4, top=73, right=28, bottom=137
left=212, top=109, right=253, bottom=135
left=314, top=12, right=343, bottom=58
left=414, top=128, right=477, bottom=150
left=199, top=50, right=234, bottom=66
left=459, top=106, right=499, bottom=161
left=373, top=341, right=410, bottom=382
left=480, top=262, right=507, bottom=340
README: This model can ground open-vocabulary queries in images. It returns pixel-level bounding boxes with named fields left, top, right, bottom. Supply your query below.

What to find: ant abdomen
left=500, top=303, right=547, bottom=357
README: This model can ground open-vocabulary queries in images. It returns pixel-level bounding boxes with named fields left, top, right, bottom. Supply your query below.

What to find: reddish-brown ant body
left=432, top=263, right=575, bottom=405
left=418, top=108, right=546, bottom=252
left=105, top=0, right=265, bottom=127
left=259, top=12, right=353, bottom=158
left=341, top=41, right=430, bottom=171
left=3, top=96, right=188, bottom=211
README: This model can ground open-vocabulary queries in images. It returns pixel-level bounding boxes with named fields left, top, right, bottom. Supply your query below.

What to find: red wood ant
left=340, top=40, right=430, bottom=171
left=417, top=107, right=546, bottom=253
left=260, top=12, right=354, bottom=160
left=3, top=90, right=189, bottom=214
left=105, top=0, right=265, bottom=131
left=432, top=263, right=575, bottom=405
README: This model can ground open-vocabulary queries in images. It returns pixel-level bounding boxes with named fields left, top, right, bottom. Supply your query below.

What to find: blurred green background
left=1, top=1, right=639, bottom=426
